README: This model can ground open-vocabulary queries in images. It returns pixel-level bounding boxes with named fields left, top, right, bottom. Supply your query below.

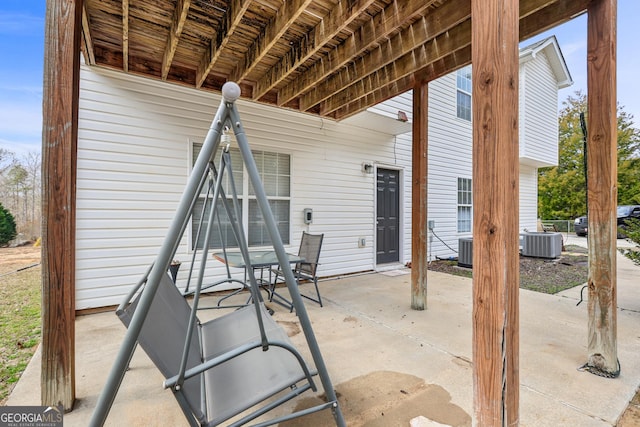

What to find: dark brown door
left=376, top=168, right=400, bottom=264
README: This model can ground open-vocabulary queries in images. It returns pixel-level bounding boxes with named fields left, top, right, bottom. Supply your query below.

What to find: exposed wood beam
left=122, top=0, right=129, bottom=72
left=42, top=0, right=82, bottom=411
left=229, top=0, right=314, bottom=84
left=80, top=5, right=95, bottom=65
left=161, top=0, right=191, bottom=81
left=414, top=45, right=472, bottom=86
left=334, top=74, right=414, bottom=120
left=318, top=19, right=472, bottom=115
left=278, top=0, right=440, bottom=106
left=471, top=0, right=520, bottom=424
left=520, top=0, right=590, bottom=39
left=304, top=0, right=574, bottom=113
left=520, top=0, right=563, bottom=17
left=411, top=82, right=428, bottom=310
left=586, top=0, right=619, bottom=376
left=253, top=0, right=378, bottom=100
left=196, top=0, right=250, bottom=88
left=308, top=0, right=471, bottom=112
left=333, top=44, right=471, bottom=120
left=332, top=0, right=588, bottom=120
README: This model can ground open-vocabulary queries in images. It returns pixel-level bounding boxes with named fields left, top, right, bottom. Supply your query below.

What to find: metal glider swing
left=89, top=82, right=345, bottom=427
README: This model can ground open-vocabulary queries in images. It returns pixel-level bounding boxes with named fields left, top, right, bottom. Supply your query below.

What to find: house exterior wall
left=426, top=74, right=474, bottom=259
left=76, top=43, right=562, bottom=309
left=76, top=65, right=413, bottom=309
left=387, top=48, right=561, bottom=260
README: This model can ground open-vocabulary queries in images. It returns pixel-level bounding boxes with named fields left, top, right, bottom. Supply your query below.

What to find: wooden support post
left=411, top=82, right=428, bottom=310
left=471, top=0, right=520, bottom=425
left=41, top=0, right=82, bottom=410
left=586, top=0, right=618, bottom=376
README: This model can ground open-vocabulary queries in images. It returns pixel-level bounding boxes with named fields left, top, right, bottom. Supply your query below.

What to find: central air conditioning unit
left=458, top=238, right=473, bottom=267
left=521, top=232, right=562, bottom=259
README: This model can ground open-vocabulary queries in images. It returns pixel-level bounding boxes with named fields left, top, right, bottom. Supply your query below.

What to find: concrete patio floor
left=7, top=236, right=640, bottom=426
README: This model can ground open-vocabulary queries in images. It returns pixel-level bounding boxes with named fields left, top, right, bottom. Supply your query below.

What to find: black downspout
left=580, top=112, right=588, bottom=224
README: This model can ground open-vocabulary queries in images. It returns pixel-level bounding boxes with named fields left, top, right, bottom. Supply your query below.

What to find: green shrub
left=0, top=203, right=17, bottom=246
left=620, top=217, right=640, bottom=266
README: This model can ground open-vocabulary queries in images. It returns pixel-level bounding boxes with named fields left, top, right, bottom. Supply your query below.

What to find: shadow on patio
left=7, top=251, right=640, bottom=426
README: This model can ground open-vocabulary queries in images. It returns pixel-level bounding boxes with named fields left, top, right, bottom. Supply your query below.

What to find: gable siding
left=426, top=75, right=474, bottom=259
left=519, top=165, right=539, bottom=233
left=520, top=51, right=560, bottom=167
left=76, top=66, right=412, bottom=309
left=368, top=91, right=414, bottom=122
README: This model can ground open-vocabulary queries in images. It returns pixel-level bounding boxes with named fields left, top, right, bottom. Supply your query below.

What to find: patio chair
left=116, top=272, right=331, bottom=426
left=270, top=232, right=324, bottom=311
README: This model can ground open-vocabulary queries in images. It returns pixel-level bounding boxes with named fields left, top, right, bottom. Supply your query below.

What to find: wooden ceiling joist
left=81, top=5, right=95, bottom=66
left=520, top=0, right=564, bottom=19
left=252, top=0, right=378, bottom=100
left=321, top=0, right=588, bottom=118
left=196, top=0, right=251, bottom=88
left=276, top=0, right=440, bottom=106
left=79, top=0, right=591, bottom=120
left=161, top=0, right=191, bottom=80
left=320, top=25, right=472, bottom=115
left=413, top=43, right=473, bottom=87
left=335, top=74, right=416, bottom=121
left=520, top=0, right=591, bottom=38
left=122, top=0, right=129, bottom=72
left=334, top=44, right=473, bottom=120
left=229, top=0, right=314, bottom=84
left=308, top=11, right=472, bottom=113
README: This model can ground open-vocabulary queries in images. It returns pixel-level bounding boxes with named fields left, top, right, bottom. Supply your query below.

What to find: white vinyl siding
left=519, top=164, right=539, bottom=233
left=76, top=65, right=411, bottom=309
left=425, top=75, right=474, bottom=257
left=519, top=51, right=560, bottom=167
left=367, top=91, right=413, bottom=123
left=384, top=49, right=560, bottom=259
left=76, top=37, right=565, bottom=308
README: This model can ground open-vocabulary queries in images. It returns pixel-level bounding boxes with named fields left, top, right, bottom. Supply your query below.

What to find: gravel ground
left=426, top=244, right=588, bottom=294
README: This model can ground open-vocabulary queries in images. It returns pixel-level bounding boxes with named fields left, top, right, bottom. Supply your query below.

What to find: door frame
left=373, top=164, right=405, bottom=268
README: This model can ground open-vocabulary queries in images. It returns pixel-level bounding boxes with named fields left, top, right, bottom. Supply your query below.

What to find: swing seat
left=117, top=273, right=328, bottom=426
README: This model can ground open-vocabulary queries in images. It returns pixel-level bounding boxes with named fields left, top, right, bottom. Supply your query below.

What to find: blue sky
left=1, top=1, right=638, bottom=157
left=0, top=1, right=45, bottom=157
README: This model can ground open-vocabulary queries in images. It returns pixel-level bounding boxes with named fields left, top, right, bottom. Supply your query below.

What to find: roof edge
left=520, top=36, right=573, bottom=89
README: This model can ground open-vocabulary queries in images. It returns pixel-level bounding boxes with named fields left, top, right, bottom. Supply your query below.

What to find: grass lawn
left=0, top=247, right=41, bottom=405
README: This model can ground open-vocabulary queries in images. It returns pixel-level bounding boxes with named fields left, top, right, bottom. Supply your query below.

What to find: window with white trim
left=456, top=66, right=472, bottom=121
left=457, top=177, right=472, bottom=233
left=191, top=143, right=290, bottom=250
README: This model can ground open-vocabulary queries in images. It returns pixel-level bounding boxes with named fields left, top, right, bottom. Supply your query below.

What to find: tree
left=620, top=218, right=640, bottom=266
left=0, top=148, right=16, bottom=175
left=5, top=164, right=29, bottom=226
left=538, top=91, right=640, bottom=220
left=617, top=108, right=640, bottom=204
left=20, top=152, right=41, bottom=238
left=0, top=151, right=41, bottom=239
left=0, top=202, right=17, bottom=246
